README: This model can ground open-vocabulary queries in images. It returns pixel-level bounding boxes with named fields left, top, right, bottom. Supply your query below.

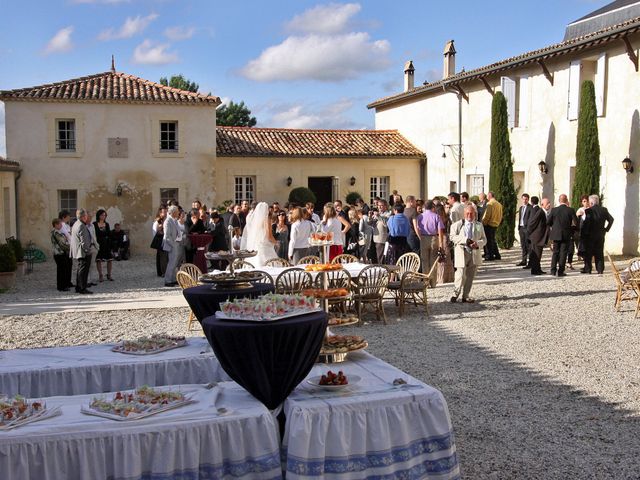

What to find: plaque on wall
left=108, top=138, right=129, bottom=158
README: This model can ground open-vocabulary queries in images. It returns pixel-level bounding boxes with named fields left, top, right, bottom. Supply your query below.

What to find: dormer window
left=160, top=121, right=178, bottom=152
left=56, top=119, right=76, bottom=151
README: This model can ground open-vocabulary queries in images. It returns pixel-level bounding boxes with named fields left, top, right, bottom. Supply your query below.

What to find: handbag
left=150, top=233, right=163, bottom=250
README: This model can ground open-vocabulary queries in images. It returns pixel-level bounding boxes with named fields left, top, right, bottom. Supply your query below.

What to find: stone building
left=368, top=0, right=640, bottom=255
left=0, top=157, right=19, bottom=241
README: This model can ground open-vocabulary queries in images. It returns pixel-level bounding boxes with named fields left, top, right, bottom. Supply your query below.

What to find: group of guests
left=51, top=209, right=130, bottom=294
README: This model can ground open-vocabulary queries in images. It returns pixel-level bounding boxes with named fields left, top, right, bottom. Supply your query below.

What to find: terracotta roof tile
left=0, top=71, right=220, bottom=106
left=0, top=157, right=20, bottom=170
left=216, top=126, right=424, bottom=157
left=368, top=15, right=640, bottom=109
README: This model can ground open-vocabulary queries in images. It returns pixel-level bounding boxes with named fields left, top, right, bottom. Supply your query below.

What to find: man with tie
left=450, top=203, right=487, bottom=303
left=580, top=194, right=614, bottom=274
left=162, top=205, right=182, bottom=287
left=526, top=197, right=550, bottom=275
left=516, top=193, right=533, bottom=267
left=547, top=194, right=578, bottom=277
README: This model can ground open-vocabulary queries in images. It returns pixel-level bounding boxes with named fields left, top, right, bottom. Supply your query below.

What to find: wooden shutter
left=518, top=76, right=529, bottom=128
left=501, top=77, right=516, bottom=128
left=595, top=53, right=606, bottom=116
left=567, top=61, right=581, bottom=120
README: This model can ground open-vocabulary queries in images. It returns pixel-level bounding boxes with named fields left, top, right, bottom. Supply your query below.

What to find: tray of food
left=302, top=288, right=350, bottom=299
left=111, top=334, right=187, bottom=355
left=81, top=386, right=194, bottom=421
left=328, top=314, right=359, bottom=327
left=199, top=271, right=265, bottom=286
left=307, top=370, right=360, bottom=390
left=0, top=395, right=62, bottom=431
left=218, top=294, right=319, bottom=321
left=205, top=250, right=257, bottom=260
left=320, top=335, right=368, bottom=354
left=304, top=263, right=343, bottom=272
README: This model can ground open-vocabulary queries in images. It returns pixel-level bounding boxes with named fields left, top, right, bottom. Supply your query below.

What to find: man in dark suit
left=581, top=194, right=614, bottom=274
left=516, top=193, right=533, bottom=267
left=547, top=194, right=578, bottom=277
left=526, top=197, right=550, bottom=275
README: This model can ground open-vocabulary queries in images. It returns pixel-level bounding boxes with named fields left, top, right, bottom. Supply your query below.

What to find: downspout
left=420, top=156, right=427, bottom=200
left=14, top=168, right=21, bottom=239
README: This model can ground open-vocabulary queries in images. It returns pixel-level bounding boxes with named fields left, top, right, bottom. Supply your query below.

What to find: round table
left=183, top=283, right=274, bottom=322
left=202, top=311, right=328, bottom=409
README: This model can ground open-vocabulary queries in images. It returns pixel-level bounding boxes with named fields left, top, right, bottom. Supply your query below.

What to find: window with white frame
left=56, top=119, right=76, bottom=151
left=58, top=189, right=77, bottom=213
left=501, top=76, right=529, bottom=128
left=467, top=174, right=484, bottom=196
left=369, top=176, right=389, bottom=205
left=160, top=188, right=179, bottom=206
left=159, top=121, right=179, bottom=152
left=235, top=176, right=255, bottom=204
left=567, top=55, right=607, bottom=120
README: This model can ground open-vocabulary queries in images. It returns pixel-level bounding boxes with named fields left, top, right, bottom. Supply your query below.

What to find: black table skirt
left=202, top=310, right=328, bottom=409
left=183, top=283, right=274, bottom=321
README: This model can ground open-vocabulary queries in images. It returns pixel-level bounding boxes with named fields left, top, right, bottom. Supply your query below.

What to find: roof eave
left=0, top=97, right=221, bottom=106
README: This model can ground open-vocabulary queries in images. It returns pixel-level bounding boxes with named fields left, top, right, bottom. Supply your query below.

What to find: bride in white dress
left=240, top=202, right=278, bottom=267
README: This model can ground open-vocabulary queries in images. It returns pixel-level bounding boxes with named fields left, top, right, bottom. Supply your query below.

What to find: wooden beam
left=537, top=60, right=554, bottom=85
left=480, top=77, right=494, bottom=95
left=622, top=36, right=639, bottom=71
left=455, top=85, right=469, bottom=103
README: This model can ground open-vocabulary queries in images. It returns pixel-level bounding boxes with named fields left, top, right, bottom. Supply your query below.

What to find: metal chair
left=251, top=270, right=274, bottom=287
left=297, top=255, right=321, bottom=265
left=265, top=257, right=292, bottom=268
left=176, top=271, right=199, bottom=331
left=352, top=265, right=389, bottom=324
left=179, top=263, right=202, bottom=282
left=331, top=254, right=359, bottom=265
left=227, top=259, right=255, bottom=271
left=606, top=251, right=637, bottom=312
left=275, top=268, right=313, bottom=294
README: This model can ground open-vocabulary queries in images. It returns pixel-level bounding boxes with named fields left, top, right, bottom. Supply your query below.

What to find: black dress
left=94, top=222, right=112, bottom=261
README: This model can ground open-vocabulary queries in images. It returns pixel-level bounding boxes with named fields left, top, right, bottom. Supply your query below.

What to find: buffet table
left=284, top=351, right=460, bottom=479
left=0, top=337, right=230, bottom=397
left=184, top=283, right=274, bottom=321
left=0, top=382, right=282, bottom=480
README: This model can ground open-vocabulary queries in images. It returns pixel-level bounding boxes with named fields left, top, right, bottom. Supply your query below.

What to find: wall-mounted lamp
left=622, top=157, right=634, bottom=173
left=538, top=160, right=548, bottom=174
left=350, top=176, right=356, bottom=186
left=441, top=150, right=447, bottom=158
left=286, top=176, right=293, bottom=187
left=116, top=183, right=123, bottom=196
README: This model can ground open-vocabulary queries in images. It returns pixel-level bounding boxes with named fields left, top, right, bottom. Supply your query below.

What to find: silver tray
left=111, top=339, right=187, bottom=355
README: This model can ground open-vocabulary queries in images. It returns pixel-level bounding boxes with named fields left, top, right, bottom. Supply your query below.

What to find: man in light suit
left=70, top=208, right=93, bottom=294
left=163, top=205, right=182, bottom=287
left=450, top=203, right=487, bottom=303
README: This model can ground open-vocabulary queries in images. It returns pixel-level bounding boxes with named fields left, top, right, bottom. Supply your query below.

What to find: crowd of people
left=149, top=189, right=614, bottom=302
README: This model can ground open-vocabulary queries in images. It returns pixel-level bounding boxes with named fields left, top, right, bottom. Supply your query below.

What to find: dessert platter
left=0, top=395, right=61, bottom=431
left=199, top=271, right=265, bottom=289
left=217, top=294, right=319, bottom=322
left=111, top=334, right=187, bottom=355
left=307, top=370, right=360, bottom=390
left=327, top=314, right=359, bottom=327
left=318, top=334, right=368, bottom=363
left=81, top=386, right=194, bottom=421
left=302, top=288, right=350, bottom=299
left=304, top=263, right=343, bottom=272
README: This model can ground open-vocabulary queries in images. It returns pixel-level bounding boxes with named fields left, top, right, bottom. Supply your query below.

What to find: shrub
left=6, top=237, right=24, bottom=262
left=571, top=80, right=600, bottom=209
left=345, top=191, right=362, bottom=205
left=288, top=187, right=317, bottom=206
left=0, top=243, right=17, bottom=273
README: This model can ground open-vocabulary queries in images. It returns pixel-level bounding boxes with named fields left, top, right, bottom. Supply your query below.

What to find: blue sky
left=0, top=0, right=611, bottom=156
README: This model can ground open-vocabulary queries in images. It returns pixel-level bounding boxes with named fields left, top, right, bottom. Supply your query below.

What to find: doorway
left=308, top=177, right=333, bottom=210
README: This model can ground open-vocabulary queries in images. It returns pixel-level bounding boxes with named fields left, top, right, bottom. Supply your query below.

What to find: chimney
left=403, top=60, right=415, bottom=92
left=443, top=40, right=456, bottom=78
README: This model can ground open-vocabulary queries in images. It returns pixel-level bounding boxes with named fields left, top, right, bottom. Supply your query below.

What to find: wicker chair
left=251, top=270, right=274, bottom=287
left=227, top=259, right=254, bottom=271
left=176, top=271, right=199, bottom=331
left=179, top=263, right=202, bottom=282
left=313, top=269, right=352, bottom=313
left=627, top=259, right=640, bottom=318
left=387, top=252, right=426, bottom=315
left=352, top=265, right=389, bottom=324
left=331, top=254, right=359, bottom=265
left=606, top=252, right=638, bottom=312
left=275, top=268, right=313, bottom=294
left=297, top=255, right=321, bottom=265
left=265, top=257, right=292, bottom=268
left=390, top=252, right=420, bottom=282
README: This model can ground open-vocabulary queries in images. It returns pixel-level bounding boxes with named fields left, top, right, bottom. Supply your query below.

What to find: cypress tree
left=571, top=80, right=600, bottom=209
left=488, top=92, right=517, bottom=248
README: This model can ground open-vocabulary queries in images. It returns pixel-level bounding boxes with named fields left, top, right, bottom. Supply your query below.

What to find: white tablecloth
left=0, top=383, right=282, bottom=480
left=283, top=352, right=460, bottom=479
left=0, top=337, right=230, bottom=397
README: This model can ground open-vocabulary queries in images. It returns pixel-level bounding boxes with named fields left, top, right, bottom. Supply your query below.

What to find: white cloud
left=286, top=3, right=360, bottom=34
left=164, top=26, right=196, bottom=41
left=258, top=98, right=368, bottom=130
left=0, top=103, right=6, bottom=157
left=43, top=27, right=74, bottom=55
left=241, top=32, right=390, bottom=82
left=131, top=39, right=178, bottom=65
left=98, top=13, right=158, bottom=41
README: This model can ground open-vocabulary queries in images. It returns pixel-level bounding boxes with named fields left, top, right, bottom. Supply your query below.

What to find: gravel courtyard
left=1, top=251, right=639, bottom=479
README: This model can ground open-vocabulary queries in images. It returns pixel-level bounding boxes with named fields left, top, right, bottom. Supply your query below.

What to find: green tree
left=571, top=80, right=600, bottom=208
left=217, top=100, right=257, bottom=127
left=288, top=187, right=316, bottom=206
left=488, top=92, right=517, bottom=249
left=159, top=74, right=199, bottom=93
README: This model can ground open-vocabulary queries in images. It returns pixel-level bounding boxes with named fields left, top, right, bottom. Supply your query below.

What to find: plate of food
left=328, top=314, right=359, bottom=327
left=301, top=288, right=350, bottom=299
left=307, top=370, right=360, bottom=390
left=200, top=271, right=265, bottom=285
left=111, top=334, right=187, bottom=355
left=218, top=294, right=319, bottom=321
left=304, top=263, right=343, bottom=272
left=0, top=395, right=62, bottom=431
left=320, top=335, right=368, bottom=354
left=81, top=386, right=194, bottom=421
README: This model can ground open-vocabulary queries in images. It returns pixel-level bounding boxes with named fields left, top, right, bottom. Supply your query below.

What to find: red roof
left=216, top=126, right=424, bottom=157
left=0, top=71, right=220, bottom=106
left=0, top=157, right=20, bottom=170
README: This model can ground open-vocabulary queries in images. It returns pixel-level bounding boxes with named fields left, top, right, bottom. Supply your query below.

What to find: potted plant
left=0, top=243, right=17, bottom=290
left=6, top=238, right=25, bottom=277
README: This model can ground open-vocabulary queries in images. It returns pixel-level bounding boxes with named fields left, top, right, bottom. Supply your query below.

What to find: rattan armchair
left=606, top=252, right=638, bottom=312
left=331, top=254, right=359, bottom=264
left=627, top=259, right=640, bottom=318
left=265, top=257, right=292, bottom=268
left=297, top=255, right=321, bottom=265
left=275, top=268, right=313, bottom=294
left=313, top=269, right=352, bottom=313
left=352, top=265, right=389, bottom=324
left=227, top=259, right=254, bottom=271
left=251, top=270, right=274, bottom=287
left=176, top=270, right=199, bottom=331
left=178, top=263, right=202, bottom=282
